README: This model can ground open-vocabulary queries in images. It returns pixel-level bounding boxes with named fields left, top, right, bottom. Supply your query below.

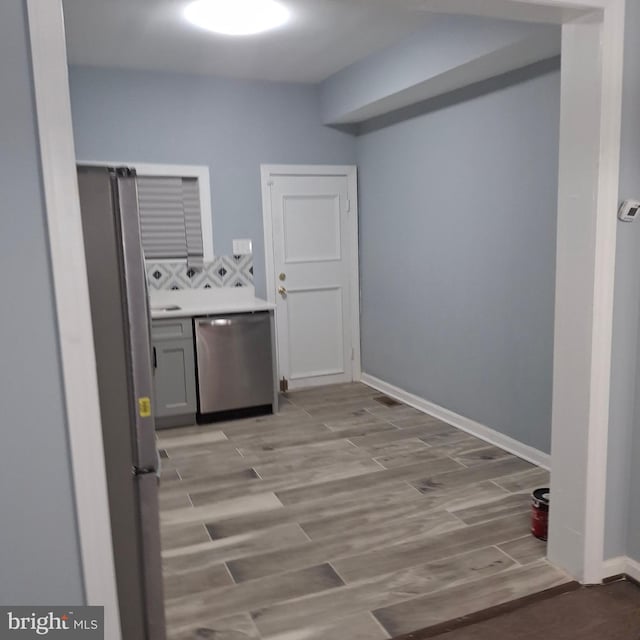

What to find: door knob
left=278, top=286, right=287, bottom=296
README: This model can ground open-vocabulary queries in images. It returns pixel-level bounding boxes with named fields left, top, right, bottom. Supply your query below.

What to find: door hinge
left=351, top=347, right=355, bottom=361
left=280, top=376, right=289, bottom=392
left=344, top=198, right=351, bottom=213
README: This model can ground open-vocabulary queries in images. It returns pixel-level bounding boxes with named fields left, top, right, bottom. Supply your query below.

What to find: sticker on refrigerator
left=138, top=397, right=151, bottom=417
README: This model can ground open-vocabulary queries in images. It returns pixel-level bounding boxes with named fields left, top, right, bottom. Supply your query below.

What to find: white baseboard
left=602, top=555, right=640, bottom=582
left=625, top=557, right=640, bottom=582
left=602, top=556, right=627, bottom=578
left=360, top=373, right=551, bottom=470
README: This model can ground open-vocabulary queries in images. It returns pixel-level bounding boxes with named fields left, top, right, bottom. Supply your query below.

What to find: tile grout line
left=368, top=609, right=393, bottom=639
left=489, top=478, right=515, bottom=494
left=371, top=458, right=390, bottom=471
left=445, top=454, right=471, bottom=470
left=402, top=480, right=426, bottom=497
left=445, top=510, right=470, bottom=527
left=492, top=543, right=524, bottom=567
left=327, top=559, right=349, bottom=586
left=222, top=560, right=238, bottom=585
left=298, top=523, right=313, bottom=542
left=246, top=612, right=263, bottom=640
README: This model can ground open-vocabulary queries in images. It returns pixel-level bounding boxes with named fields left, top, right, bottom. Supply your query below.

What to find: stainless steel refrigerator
left=77, top=165, right=166, bottom=640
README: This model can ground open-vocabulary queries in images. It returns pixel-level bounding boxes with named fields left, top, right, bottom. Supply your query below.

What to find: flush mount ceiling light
left=184, top=0, right=290, bottom=36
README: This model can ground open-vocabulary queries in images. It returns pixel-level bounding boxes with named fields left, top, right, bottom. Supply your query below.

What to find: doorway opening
left=29, top=0, right=625, bottom=637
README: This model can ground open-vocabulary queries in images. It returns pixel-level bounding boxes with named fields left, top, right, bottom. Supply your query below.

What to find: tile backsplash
left=146, top=255, right=254, bottom=290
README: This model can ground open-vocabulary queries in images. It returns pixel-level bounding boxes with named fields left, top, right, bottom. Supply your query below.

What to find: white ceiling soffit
left=379, top=0, right=595, bottom=24
left=62, top=0, right=439, bottom=83
left=323, top=27, right=561, bottom=124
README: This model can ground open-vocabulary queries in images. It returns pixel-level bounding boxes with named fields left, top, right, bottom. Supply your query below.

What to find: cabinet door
left=153, top=338, right=197, bottom=418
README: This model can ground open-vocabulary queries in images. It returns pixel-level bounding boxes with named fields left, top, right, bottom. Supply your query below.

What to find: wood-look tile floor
left=157, top=383, right=568, bottom=640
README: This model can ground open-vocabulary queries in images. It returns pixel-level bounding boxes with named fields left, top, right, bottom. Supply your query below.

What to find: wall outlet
left=233, top=238, right=252, bottom=254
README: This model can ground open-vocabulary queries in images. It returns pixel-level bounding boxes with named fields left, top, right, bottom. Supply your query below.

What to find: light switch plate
left=232, top=238, right=253, bottom=254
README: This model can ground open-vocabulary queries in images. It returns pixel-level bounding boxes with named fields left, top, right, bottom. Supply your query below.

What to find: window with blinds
left=137, top=175, right=204, bottom=267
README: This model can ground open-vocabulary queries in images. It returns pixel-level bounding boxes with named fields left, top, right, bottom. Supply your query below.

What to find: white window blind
left=137, top=175, right=204, bottom=266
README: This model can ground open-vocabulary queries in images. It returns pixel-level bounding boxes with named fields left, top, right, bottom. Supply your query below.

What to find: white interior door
left=268, top=172, right=356, bottom=390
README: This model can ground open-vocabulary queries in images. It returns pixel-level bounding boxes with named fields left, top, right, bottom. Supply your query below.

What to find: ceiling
left=62, top=0, right=438, bottom=84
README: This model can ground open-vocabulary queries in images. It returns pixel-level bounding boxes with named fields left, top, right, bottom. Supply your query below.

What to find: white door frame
left=261, top=164, right=362, bottom=385
left=29, top=0, right=624, bottom=627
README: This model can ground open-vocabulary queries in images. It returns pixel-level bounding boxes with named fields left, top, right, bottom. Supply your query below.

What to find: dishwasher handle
left=197, top=314, right=268, bottom=328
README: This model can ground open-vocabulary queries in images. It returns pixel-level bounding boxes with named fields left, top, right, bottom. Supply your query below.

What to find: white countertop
left=149, top=288, right=274, bottom=319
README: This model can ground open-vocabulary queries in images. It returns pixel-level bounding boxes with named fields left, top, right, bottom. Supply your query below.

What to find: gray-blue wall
left=68, top=67, right=357, bottom=298
left=610, top=0, right=640, bottom=562
left=0, top=0, right=84, bottom=605
left=356, top=61, right=560, bottom=453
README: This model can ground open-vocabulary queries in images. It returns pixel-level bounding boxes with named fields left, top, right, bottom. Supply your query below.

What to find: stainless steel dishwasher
left=194, top=312, right=274, bottom=416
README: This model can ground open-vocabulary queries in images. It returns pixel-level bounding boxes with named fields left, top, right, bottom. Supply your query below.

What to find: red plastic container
left=531, top=487, right=550, bottom=541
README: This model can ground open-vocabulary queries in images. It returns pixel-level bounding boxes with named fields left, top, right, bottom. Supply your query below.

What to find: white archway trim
left=26, top=0, right=121, bottom=637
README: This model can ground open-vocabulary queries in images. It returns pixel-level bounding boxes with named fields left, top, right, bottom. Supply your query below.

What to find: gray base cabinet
left=151, top=318, right=197, bottom=429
